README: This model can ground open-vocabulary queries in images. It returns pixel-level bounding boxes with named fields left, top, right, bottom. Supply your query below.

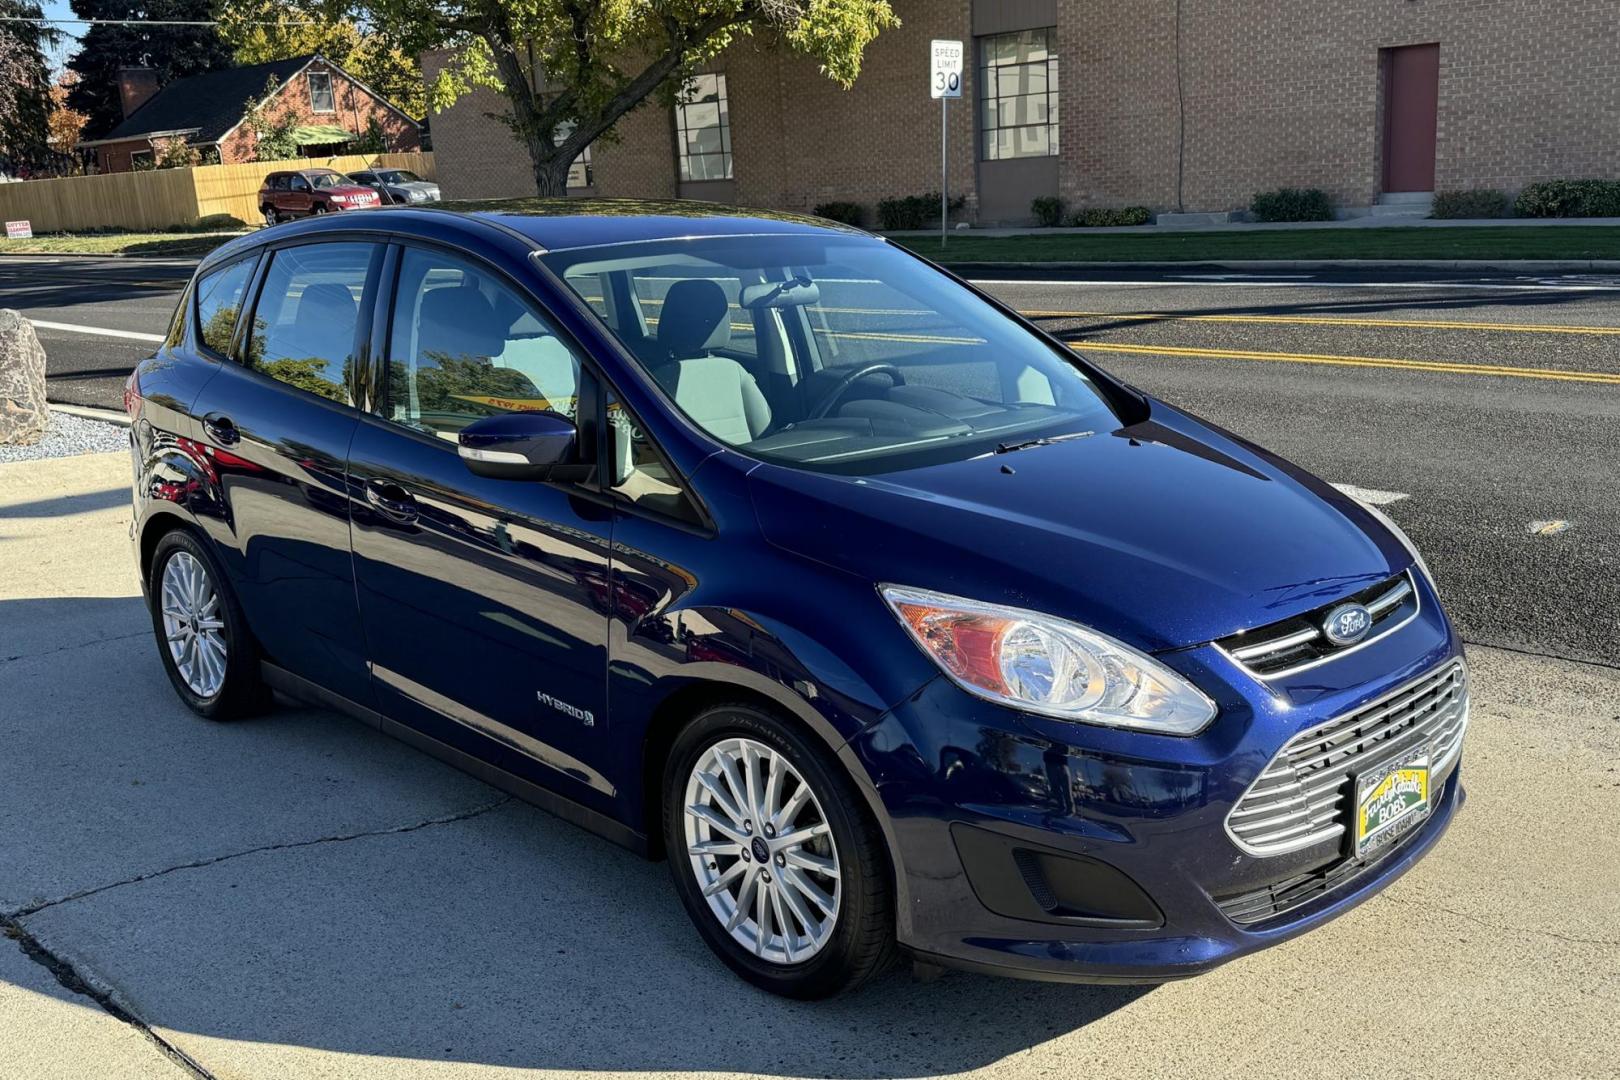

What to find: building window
left=308, top=71, right=335, bottom=114
left=675, top=73, right=732, bottom=182
left=978, top=28, right=1058, bottom=160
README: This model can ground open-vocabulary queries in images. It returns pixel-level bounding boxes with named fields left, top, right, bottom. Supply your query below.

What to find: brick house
left=79, top=55, right=420, bottom=175
left=424, top=0, right=1620, bottom=223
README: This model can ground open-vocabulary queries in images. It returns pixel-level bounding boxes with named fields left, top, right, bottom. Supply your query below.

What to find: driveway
left=1, top=449, right=1616, bottom=1079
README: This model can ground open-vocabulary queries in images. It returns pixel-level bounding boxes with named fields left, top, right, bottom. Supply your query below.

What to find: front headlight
left=881, top=585, right=1217, bottom=735
left=1352, top=499, right=1439, bottom=597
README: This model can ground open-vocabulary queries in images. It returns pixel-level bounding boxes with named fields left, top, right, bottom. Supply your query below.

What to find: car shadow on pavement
left=0, top=486, right=128, bottom=521
left=2, top=594, right=1149, bottom=1077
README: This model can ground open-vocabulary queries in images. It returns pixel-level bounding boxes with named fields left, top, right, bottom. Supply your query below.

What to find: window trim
left=307, top=71, right=336, bottom=114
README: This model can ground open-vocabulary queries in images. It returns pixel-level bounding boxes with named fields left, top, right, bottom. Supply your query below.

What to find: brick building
left=80, top=55, right=420, bottom=175
left=424, top=0, right=1620, bottom=224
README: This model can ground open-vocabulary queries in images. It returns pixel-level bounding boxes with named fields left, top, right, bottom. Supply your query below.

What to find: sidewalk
left=2, top=451, right=1618, bottom=1079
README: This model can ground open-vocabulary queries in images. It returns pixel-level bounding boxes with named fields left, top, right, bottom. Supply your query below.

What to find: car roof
left=197, top=199, right=869, bottom=273
left=457, top=198, right=864, bottom=252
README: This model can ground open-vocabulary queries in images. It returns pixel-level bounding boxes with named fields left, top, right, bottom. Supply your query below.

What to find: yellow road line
left=1071, top=341, right=1620, bottom=385
left=1025, top=310, right=1620, bottom=336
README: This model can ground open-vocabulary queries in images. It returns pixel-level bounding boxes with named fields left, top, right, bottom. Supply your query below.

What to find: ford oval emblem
left=1322, top=603, right=1373, bottom=647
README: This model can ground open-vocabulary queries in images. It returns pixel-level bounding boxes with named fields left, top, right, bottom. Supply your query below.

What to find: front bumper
left=848, top=572, right=1465, bottom=983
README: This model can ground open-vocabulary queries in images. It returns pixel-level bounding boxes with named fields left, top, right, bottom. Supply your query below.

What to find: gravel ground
left=0, top=411, right=128, bottom=464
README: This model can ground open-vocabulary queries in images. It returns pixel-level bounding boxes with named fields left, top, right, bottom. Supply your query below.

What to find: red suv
left=259, top=169, right=380, bottom=226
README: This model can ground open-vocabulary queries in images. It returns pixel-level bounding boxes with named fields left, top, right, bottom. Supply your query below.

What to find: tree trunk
left=511, top=117, right=572, bottom=196
left=530, top=147, right=572, bottom=197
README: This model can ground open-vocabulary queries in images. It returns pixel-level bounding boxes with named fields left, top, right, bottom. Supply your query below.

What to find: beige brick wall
left=427, top=1, right=1620, bottom=216
left=722, top=0, right=976, bottom=217
left=1064, top=0, right=1620, bottom=213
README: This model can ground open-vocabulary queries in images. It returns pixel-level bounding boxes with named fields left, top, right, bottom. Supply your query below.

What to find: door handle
left=202, top=413, right=239, bottom=446
left=364, top=479, right=420, bottom=523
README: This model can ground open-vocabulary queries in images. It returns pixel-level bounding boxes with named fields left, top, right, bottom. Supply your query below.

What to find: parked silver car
left=349, top=168, right=442, bottom=205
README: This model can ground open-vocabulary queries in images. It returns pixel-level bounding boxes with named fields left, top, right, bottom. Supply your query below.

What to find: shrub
left=1250, top=187, right=1334, bottom=222
left=1068, top=205, right=1153, bottom=227
left=1030, top=195, right=1065, bottom=227
left=1514, top=179, right=1620, bottom=218
left=1430, top=189, right=1510, bottom=219
left=876, top=192, right=967, bottom=231
left=812, top=201, right=866, bottom=227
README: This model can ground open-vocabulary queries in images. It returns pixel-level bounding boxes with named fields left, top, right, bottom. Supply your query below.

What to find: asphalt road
left=8, top=254, right=1616, bottom=669
left=2, top=451, right=1617, bottom=1080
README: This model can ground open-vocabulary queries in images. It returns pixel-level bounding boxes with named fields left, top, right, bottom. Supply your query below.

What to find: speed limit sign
left=931, top=39, right=963, bottom=98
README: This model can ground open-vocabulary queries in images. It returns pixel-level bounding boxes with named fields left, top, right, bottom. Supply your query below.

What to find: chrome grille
left=1218, top=572, right=1420, bottom=679
left=1225, top=661, right=1469, bottom=857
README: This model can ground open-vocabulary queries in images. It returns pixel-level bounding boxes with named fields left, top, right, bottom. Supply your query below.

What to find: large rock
left=0, top=308, right=48, bottom=446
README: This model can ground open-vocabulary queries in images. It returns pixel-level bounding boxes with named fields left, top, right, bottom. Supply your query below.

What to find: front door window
left=383, top=247, right=584, bottom=441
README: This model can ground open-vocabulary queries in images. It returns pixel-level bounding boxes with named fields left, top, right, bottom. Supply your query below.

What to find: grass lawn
left=892, top=226, right=1620, bottom=264
left=0, top=230, right=246, bottom=257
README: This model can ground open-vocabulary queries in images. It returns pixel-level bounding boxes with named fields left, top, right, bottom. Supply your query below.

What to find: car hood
left=390, top=181, right=439, bottom=194
left=327, top=185, right=377, bottom=197
left=746, top=402, right=1409, bottom=653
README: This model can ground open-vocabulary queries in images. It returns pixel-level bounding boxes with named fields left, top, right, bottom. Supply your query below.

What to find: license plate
left=1354, top=752, right=1431, bottom=859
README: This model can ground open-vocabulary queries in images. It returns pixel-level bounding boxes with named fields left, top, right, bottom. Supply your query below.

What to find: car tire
left=146, top=530, right=267, bottom=721
left=262, top=206, right=279, bottom=227
left=663, top=702, right=896, bottom=998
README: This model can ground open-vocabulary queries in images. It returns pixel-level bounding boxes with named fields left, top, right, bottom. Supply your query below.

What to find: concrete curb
left=50, top=402, right=131, bottom=427
left=0, top=251, right=214, bottom=262
left=944, top=259, right=1620, bottom=274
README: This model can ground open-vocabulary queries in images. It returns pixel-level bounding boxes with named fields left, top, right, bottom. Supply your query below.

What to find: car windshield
left=381, top=170, right=422, bottom=184
left=307, top=172, right=348, bottom=189
left=541, top=233, right=1122, bottom=474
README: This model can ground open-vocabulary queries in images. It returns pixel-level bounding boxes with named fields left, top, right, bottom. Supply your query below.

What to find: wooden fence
left=0, top=151, right=436, bottom=234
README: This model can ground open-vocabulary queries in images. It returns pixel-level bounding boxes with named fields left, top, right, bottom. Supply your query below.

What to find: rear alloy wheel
left=147, top=530, right=266, bottom=720
left=664, top=704, right=895, bottom=998
left=262, top=205, right=278, bottom=227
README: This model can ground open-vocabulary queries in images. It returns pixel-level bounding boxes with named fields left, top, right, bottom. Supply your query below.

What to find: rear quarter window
left=194, top=257, right=256, bottom=357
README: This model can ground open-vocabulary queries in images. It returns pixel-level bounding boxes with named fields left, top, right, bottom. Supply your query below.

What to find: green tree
left=216, top=0, right=425, bottom=118
left=242, top=76, right=302, bottom=160
left=324, top=0, right=898, bottom=196
left=67, top=0, right=235, bottom=139
left=0, top=0, right=56, bottom=170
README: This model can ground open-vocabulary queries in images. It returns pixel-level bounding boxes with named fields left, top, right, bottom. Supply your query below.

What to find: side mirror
left=458, top=411, right=579, bottom=481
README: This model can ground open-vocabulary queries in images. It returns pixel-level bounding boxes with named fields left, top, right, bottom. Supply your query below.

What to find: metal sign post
left=931, top=39, right=963, bottom=248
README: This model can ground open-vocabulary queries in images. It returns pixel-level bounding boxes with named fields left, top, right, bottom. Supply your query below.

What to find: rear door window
left=244, top=242, right=378, bottom=404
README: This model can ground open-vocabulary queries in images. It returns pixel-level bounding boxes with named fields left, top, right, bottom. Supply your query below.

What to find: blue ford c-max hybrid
left=127, top=203, right=1466, bottom=998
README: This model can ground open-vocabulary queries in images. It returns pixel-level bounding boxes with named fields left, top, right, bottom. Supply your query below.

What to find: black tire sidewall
left=662, top=704, right=892, bottom=998
left=147, top=530, right=262, bottom=721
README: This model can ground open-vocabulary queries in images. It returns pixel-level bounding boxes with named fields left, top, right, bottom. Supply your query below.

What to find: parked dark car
left=348, top=167, right=441, bottom=205
left=126, top=204, right=1466, bottom=999
left=258, top=168, right=380, bottom=226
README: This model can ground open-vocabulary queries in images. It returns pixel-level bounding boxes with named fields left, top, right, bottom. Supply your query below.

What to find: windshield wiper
left=993, top=430, right=1095, bottom=455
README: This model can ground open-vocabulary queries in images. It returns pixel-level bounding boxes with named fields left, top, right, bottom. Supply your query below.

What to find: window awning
left=290, top=124, right=355, bottom=145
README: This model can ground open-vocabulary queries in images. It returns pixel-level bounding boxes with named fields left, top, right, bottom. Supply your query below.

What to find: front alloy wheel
left=684, top=736, right=842, bottom=964
left=664, top=704, right=895, bottom=998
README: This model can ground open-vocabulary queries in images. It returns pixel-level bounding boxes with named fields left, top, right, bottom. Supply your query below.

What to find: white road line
left=1330, top=483, right=1410, bottom=506
left=968, top=278, right=1620, bottom=292
left=28, top=319, right=165, bottom=343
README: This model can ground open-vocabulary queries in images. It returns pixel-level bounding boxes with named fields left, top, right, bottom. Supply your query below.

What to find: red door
left=1382, top=44, right=1440, bottom=193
